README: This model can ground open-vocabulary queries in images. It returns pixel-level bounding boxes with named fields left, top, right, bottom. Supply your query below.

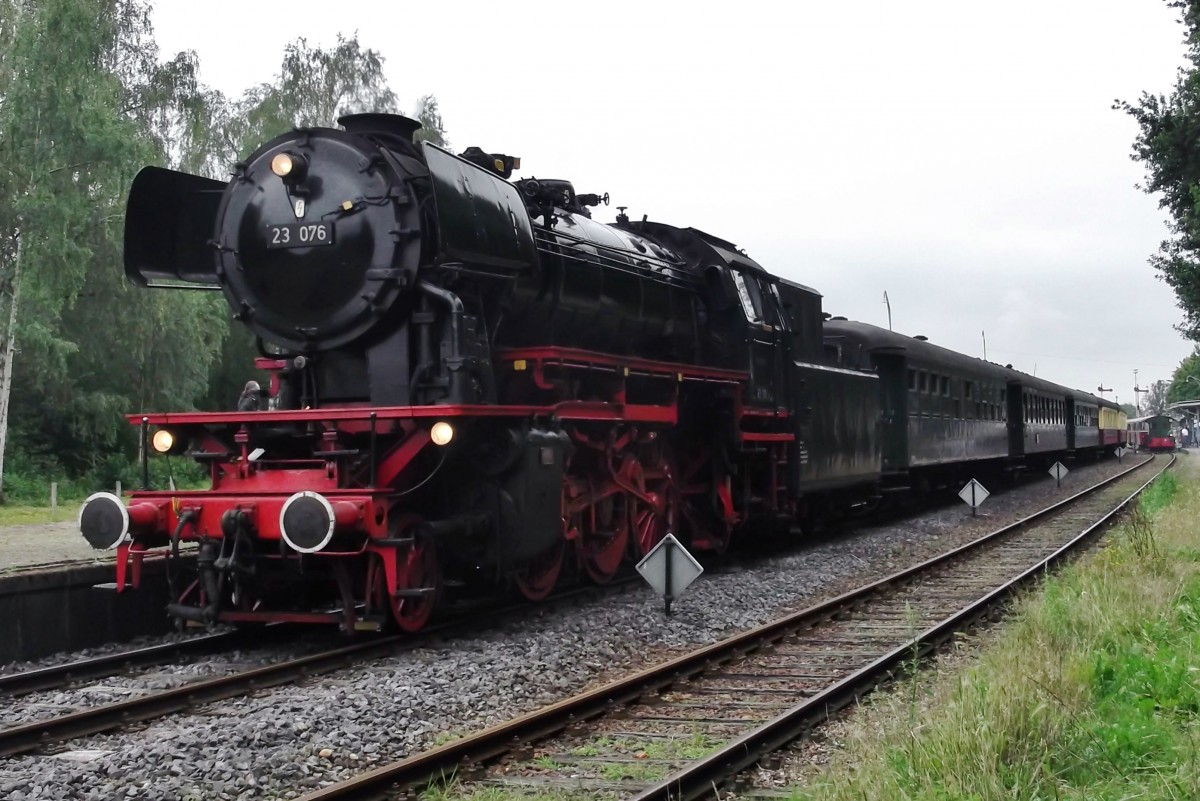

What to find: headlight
left=152, top=429, right=175, bottom=453
left=270, top=152, right=307, bottom=182
left=270, top=152, right=294, bottom=177
left=430, top=421, right=455, bottom=446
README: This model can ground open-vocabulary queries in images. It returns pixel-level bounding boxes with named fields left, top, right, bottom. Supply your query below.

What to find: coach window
left=908, top=369, right=917, bottom=391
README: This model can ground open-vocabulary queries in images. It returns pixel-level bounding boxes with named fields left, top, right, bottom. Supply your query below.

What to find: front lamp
left=270, top=152, right=294, bottom=177
left=151, top=429, right=175, bottom=454
left=151, top=428, right=187, bottom=455
left=430, top=421, right=455, bottom=446
left=270, top=151, right=308, bottom=182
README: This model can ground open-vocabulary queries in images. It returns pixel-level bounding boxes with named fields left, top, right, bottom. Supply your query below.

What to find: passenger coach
left=822, top=320, right=1122, bottom=489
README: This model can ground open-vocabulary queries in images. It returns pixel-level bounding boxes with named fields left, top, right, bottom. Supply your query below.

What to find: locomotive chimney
left=338, top=113, right=423, bottom=143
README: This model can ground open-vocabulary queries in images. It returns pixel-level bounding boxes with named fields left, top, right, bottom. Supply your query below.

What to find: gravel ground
left=0, top=456, right=1153, bottom=801
left=0, top=629, right=223, bottom=675
left=0, top=637, right=343, bottom=730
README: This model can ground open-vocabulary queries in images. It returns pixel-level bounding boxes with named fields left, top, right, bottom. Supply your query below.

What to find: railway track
left=0, top=578, right=639, bottom=758
left=0, top=628, right=290, bottom=698
left=0, top=452, right=1095, bottom=703
left=296, top=453, right=1166, bottom=801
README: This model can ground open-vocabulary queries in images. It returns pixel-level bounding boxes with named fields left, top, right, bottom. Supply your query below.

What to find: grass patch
left=1138, top=470, right=1180, bottom=516
left=0, top=501, right=87, bottom=526
left=790, top=463, right=1200, bottom=800
left=422, top=782, right=583, bottom=801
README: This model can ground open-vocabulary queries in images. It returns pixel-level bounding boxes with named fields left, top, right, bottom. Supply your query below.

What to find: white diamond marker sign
left=636, top=533, right=704, bottom=616
left=1049, top=461, right=1069, bottom=487
left=958, top=479, right=990, bottom=517
left=1114, top=446, right=1126, bottom=462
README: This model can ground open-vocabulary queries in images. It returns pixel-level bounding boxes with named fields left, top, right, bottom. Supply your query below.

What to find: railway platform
left=0, top=521, right=175, bottom=664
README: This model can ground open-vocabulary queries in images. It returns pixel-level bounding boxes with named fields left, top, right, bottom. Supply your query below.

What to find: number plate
left=266, top=222, right=335, bottom=249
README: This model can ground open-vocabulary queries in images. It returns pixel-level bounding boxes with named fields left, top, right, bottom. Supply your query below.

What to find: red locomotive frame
left=110, top=346, right=792, bottom=632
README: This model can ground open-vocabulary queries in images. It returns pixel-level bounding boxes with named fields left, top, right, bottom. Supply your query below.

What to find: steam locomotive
left=78, top=113, right=1124, bottom=632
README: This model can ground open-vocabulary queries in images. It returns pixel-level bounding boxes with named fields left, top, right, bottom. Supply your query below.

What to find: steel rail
left=0, top=629, right=266, bottom=697
left=632, top=453, right=1175, bottom=801
left=296, top=455, right=1161, bottom=801
left=0, top=579, right=638, bottom=757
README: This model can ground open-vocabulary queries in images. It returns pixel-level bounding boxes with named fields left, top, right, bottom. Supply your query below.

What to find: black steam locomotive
left=78, top=113, right=1121, bottom=632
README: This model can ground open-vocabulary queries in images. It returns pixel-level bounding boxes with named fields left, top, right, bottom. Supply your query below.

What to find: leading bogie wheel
left=368, top=513, right=442, bottom=633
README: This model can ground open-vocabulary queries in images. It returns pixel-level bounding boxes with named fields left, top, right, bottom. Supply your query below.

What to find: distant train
left=79, top=113, right=1130, bottom=633
left=1127, top=414, right=1176, bottom=452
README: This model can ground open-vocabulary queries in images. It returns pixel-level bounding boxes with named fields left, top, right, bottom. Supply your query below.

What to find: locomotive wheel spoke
left=392, top=541, right=440, bottom=632
left=625, top=450, right=673, bottom=558
left=633, top=497, right=668, bottom=558
left=370, top=514, right=442, bottom=633
left=671, top=445, right=733, bottom=554
left=514, top=540, right=566, bottom=601
left=578, top=491, right=629, bottom=584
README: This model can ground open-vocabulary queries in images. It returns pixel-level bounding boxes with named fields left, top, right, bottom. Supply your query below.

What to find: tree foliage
left=1117, top=0, right=1200, bottom=339
left=217, top=34, right=399, bottom=164
left=0, top=0, right=195, bottom=496
left=413, top=94, right=448, bottom=146
left=1167, top=344, right=1200, bottom=401
left=1144, top=379, right=1171, bottom=415
left=0, top=7, right=447, bottom=499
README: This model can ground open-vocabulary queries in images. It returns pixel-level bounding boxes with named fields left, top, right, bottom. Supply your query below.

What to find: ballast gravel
left=0, top=457, right=1149, bottom=800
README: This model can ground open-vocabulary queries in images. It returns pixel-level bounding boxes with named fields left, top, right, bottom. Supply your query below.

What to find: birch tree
left=0, top=0, right=205, bottom=497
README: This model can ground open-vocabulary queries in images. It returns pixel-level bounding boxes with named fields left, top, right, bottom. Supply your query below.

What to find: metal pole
left=140, top=416, right=150, bottom=490
left=883, top=292, right=892, bottom=332
left=971, top=482, right=977, bottom=517
left=369, top=412, right=377, bottom=487
left=664, top=543, right=673, bottom=616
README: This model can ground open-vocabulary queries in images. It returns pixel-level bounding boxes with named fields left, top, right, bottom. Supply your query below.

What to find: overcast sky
left=153, top=0, right=1190, bottom=408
